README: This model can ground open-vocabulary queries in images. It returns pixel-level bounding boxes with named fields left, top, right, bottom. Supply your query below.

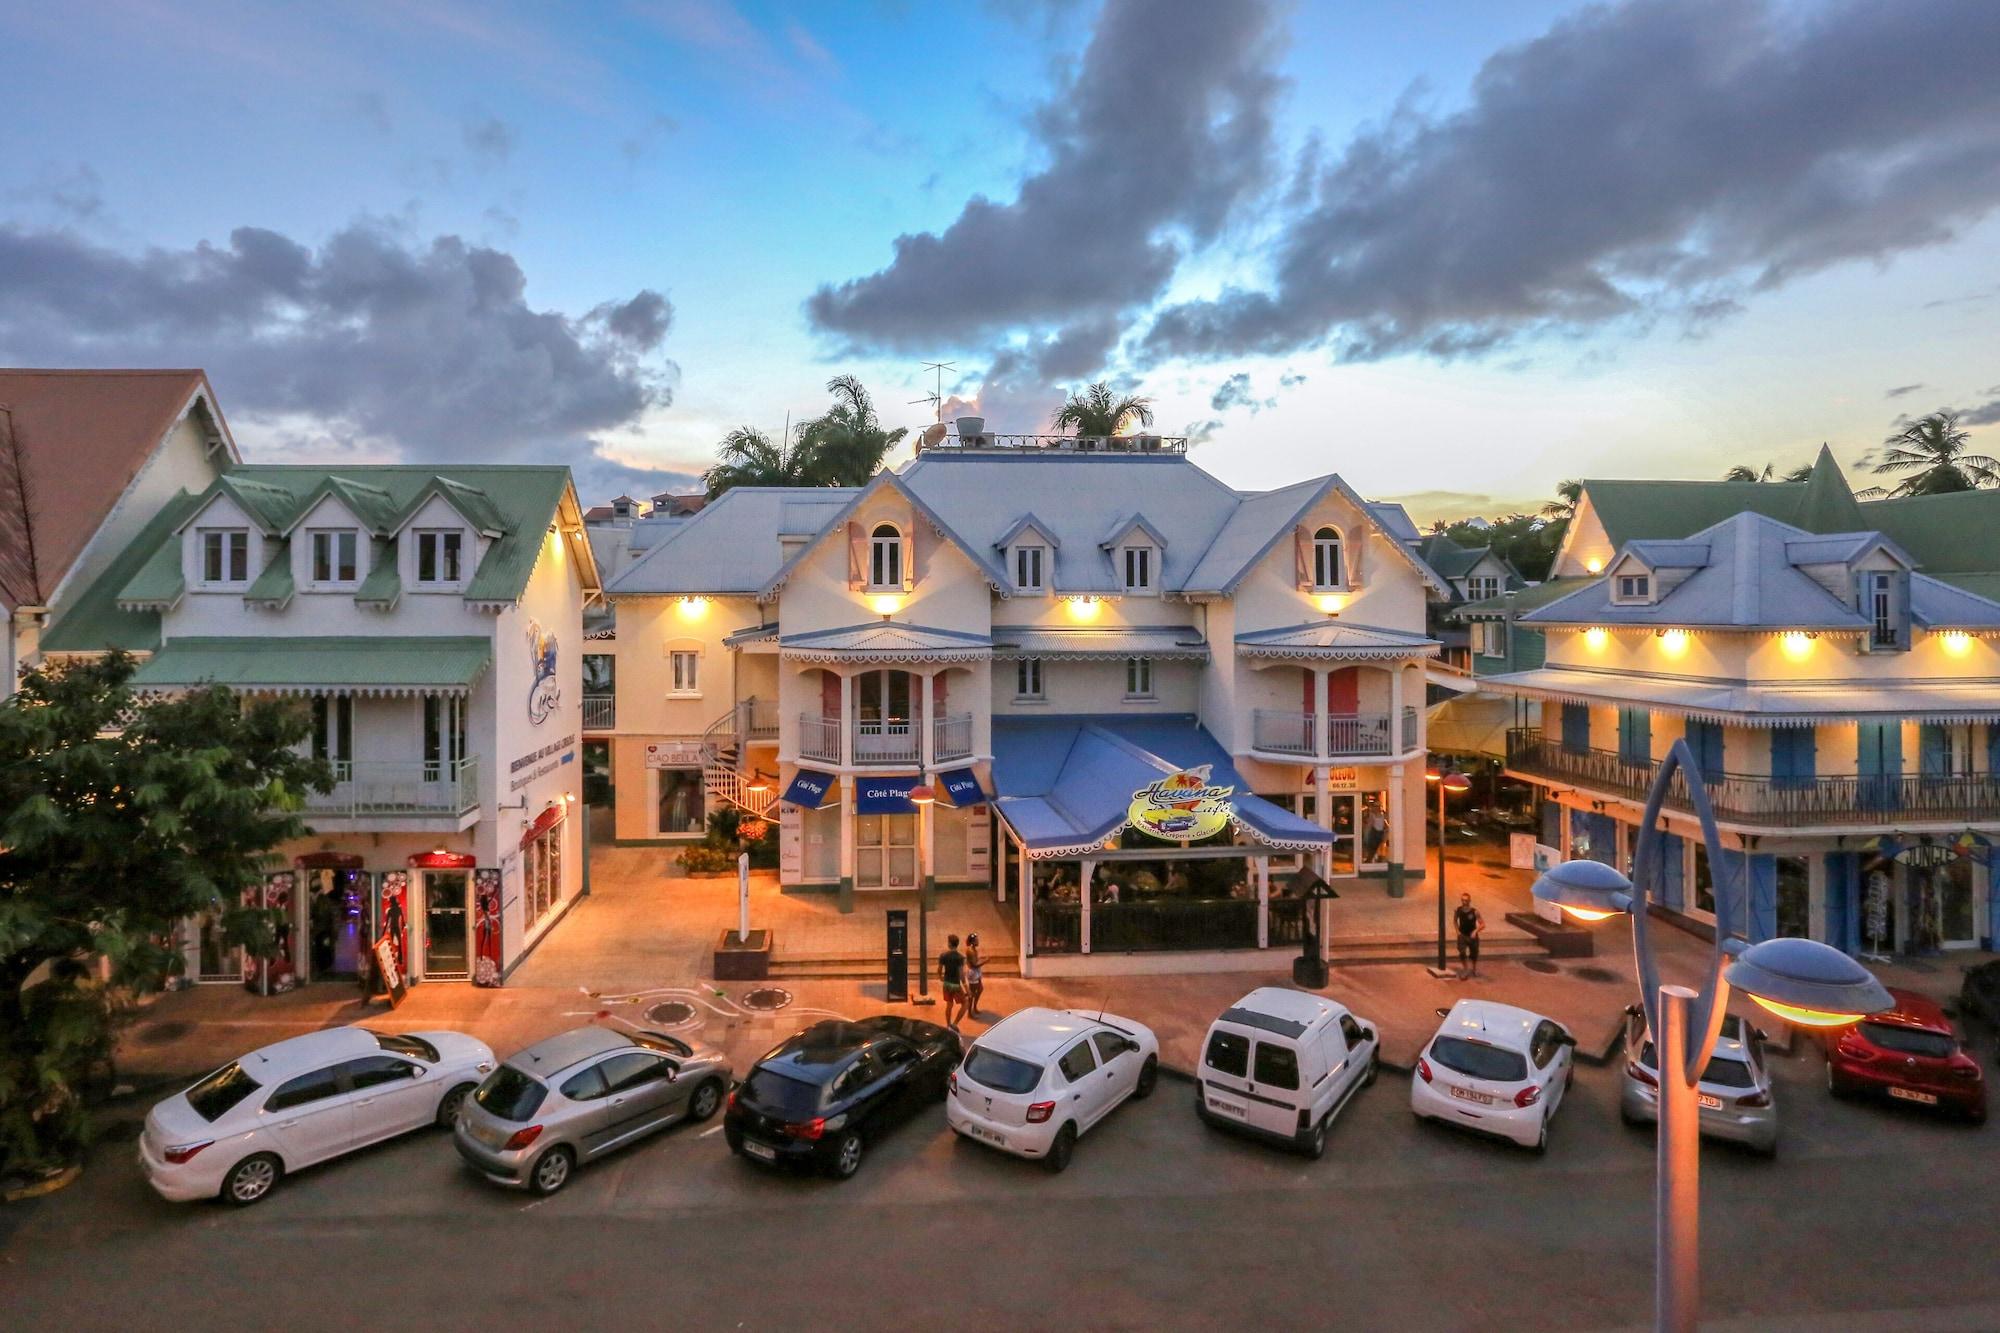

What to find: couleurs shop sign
left=1128, top=766, right=1235, bottom=842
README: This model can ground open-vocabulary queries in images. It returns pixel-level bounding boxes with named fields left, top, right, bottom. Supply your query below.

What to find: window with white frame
left=1476, top=620, right=1508, bottom=658
left=1014, top=544, right=1045, bottom=592
left=200, top=528, right=250, bottom=586
left=669, top=649, right=701, bottom=696
left=869, top=523, right=904, bottom=588
left=524, top=813, right=565, bottom=923
left=1125, top=657, right=1154, bottom=698
left=310, top=529, right=359, bottom=585
left=1015, top=658, right=1044, bottom=700
left=1615, top=573, right=1651, bottom=602
left=1466, top=575, right=1499, bottom=601
left=414, top=530, right=463, bottom=585
left=1122, top=545, right=1153, bottom=593
left=1312, top=527, right=1344, bottom=589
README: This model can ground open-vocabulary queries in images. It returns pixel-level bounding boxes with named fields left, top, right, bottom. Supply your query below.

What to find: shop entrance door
left=1321, top=793, right=1359, bottom=876
left=422, top=871, right=471, bottom=980
left=305, top=870, right=368, bottom=981
left=856, top=813, right=918, bottom=889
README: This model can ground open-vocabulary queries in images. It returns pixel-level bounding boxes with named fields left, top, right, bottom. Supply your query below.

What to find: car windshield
left=1636, top=1042, right=1758, bottom=1089
left=185, top=1062, right=261, bottom=1122
left=962, top=1047, right=1042, bottom=1095
left=741, top=1067, right=823, bottom=1118
left=1862, top=1022, right=1956, bottom=1059
left=474, top=1065, right=548, bottom=1122
left=632, top=1031, right=693, bottom=1058
left=374, top=1032, right=440, bottom=1063
left=1431, top=1036, right=1527, bottom=1083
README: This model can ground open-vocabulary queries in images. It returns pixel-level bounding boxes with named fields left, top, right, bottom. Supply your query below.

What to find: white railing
left=933, top=432, right=1188, bottom=454
left=305, top=757, right=479, bottom=819
left=854, top=717, right=920, bottom=765
left=703, top=765, right=775, bottom=818
left=741, top=696, right=780, bottom=740
left=798, top=713, right=843, bottom=764
left=933, top=711, right=974, bottom=763
left=1252, top=709, right=1316, bottom=756
left=582, top=695, right=615, bottom=730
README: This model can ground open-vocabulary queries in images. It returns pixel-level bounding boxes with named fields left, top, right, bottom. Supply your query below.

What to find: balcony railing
left=582, top=695, right=614, bottom=730
left=1505, top=730, right=2000, bottom=829
left=799, top=714, right=842, bottom=764
left=854, top=718, right=920, bottom=765
left=305, top=757, right=480, bottom=821
left=933, top=711, right=974, bottom=763
left=1248, top=708, right=1419, bottom=758
left=794, top=711, right=977, bottom=766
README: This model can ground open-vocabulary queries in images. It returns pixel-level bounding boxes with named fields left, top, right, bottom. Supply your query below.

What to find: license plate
left=743, top=1139, right=778, bottom=1161
left=1207, top=1094, right=1248, bottom=1120
left=1888, top=1087, right=1938, bottom=1106
left=1449, top=1086, right=1494, bottom=1105
left=968, top=1124, right=1008, bottom=1146
left=1697, top=1093, right=1723, bottom=1111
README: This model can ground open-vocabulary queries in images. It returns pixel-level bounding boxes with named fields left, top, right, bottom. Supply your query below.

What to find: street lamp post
left=1425, top=766, right=1473, bottom=973
left=1532, top=739, right=1892, bottom=1332
left=908, top=783, right=937, bottom=1006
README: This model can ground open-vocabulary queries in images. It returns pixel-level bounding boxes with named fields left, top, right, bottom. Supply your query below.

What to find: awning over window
left=408, top=850, right=478, bottom=869
left=989, top=715, right=1332, bottom=858
left=518, top=804, right=564, bottom=850
left=132, top=636, right=492, bottom=697
left=783, top=768, right=836, bottom=809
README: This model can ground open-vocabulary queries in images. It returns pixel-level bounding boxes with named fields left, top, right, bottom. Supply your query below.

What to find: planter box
left=714, top=929, right=773, bottom=980
left=1504, top=911, right=1594, bottom=958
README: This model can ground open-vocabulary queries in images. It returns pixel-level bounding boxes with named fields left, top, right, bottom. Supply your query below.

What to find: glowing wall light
left=676, top=596, right=709, bottom=621
left=870, top=594, right=903, bottom=617
left=1065, top=596, right=1101, bottom=622
left=1316, top=593, right=1345, bottom=614
left=1941, top=630, right=1973, bottom=657
left=1779, top=630, right=1816, bottom=662
left=1657, top=628, right=1689, bottom=657
left=1583, top=626, right=1609, bottom=651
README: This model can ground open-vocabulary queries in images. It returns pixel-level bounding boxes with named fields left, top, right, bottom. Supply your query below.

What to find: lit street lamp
left=1532, top=739, right=1892, bottom=1332
left=908, top=783, right=937, bottom=1006
left=1425, top=766, right=1473, bottom=974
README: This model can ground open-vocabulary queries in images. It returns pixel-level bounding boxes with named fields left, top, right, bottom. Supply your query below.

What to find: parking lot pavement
left=9, top=1035, right=1998, bottom=1331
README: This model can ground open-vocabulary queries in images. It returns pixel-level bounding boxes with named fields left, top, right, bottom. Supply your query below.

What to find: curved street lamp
left=1532, top=739, right=1891, bottom=1333
left=1425, top=766, right=1474, bottom=972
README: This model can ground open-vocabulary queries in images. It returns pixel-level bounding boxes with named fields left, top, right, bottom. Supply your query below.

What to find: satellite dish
left=918, top=422, right=948, bottom=452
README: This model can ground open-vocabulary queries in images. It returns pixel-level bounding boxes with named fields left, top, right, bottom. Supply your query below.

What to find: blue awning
left=783, top=768, right=836, bottom=809
left=939, top=767, right=989, bottom=807
left=989, top=715, right=1332, bottom=855
left=855, top=775, right=920, bottom=814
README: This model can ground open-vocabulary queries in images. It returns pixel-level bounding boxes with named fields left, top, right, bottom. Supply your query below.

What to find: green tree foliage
left=702, top=376, right=908, bottom=498
left=1436, top=513, right=1563, bottom=583
left=1722, top=462, right=1814, bottom=482
left=0, top=654, right=329, bottom=1175
left=1868, top=411, right=2000, bottom=497
left=1050, top=381, right=1155, bottom=438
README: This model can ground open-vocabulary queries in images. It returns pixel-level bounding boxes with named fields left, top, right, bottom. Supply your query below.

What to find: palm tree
left=701, top=425, right=809, bottom=497
left=796, top=374, right=907, bottom=487
left=1868, top=412, right=2000, bottom=497
left=1722, top=462, right=1816, bottom=482
left=1051, top=381, right=1154, bottom=438
left=1540, top=479, right=1584, bottom=521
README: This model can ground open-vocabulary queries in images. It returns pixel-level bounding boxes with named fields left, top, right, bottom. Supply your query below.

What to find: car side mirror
left=1360, top=1028, right=1376, bottom=1045
left=1434, top=1006, right=1450, bottom=1018
left=1559, top=1034, right=1578, bottom=1047
left=1752, top=1027, right=1769, bottom=1043
left=1125, top=1039, right=1143, bottom=1055
left=665, top=1065, right=678, bottom=1081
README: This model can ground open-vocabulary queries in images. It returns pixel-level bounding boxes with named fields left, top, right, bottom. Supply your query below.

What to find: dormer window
left=1862, top=571, right=1904, bottom=649
left=1014, top=544, right=1046, bottom=592
left=1617, top=574, right=1649, bottom=600
left=200, top=528, right=250, bottom=586
left=1312, top=527, right=1344, bottom=589
left=869, top=523, right=904, bottom=589
left=1122, top=545, right=1153, bottom=593
left=310, top=530, right=359, bottom=586
left=415, top=530, right=464, bottom=586
left=1466, top=575, right=1498, bottom=601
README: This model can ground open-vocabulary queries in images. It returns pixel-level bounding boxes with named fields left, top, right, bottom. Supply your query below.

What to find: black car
left=724, top=1015, right=961, bottom=1179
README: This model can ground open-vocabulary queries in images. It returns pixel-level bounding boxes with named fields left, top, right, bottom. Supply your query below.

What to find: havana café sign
left=1126, top=766, right=1235, bottom=843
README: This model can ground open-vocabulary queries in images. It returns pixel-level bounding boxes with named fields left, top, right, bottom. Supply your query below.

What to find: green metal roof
left=1454, top=576, right=1592, bottom=620
left=113, top=520, right=192, bottom=609
left=243, top=542, right=294, bottom=608
left=280, top=475, right=403, bottom=535
left=131, top=636, right=491, bottom=694
left=42, top=491, right=203, bottom=653
left=1581, top=446, right=1866, bottom=548
left=1864, top=489, right=2000, bottom=583
left=355, top=538, right=401, bottom=608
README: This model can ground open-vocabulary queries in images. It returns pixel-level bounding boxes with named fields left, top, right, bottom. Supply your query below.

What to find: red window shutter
left=933, top=674, right=947, bottom=710
left=1302, top=670, right=1317, bottom=716
left=1295, top=526, right=1311, bottom=589
left=1328, top=667, right=1360, bottom=715
left=847, top=522, right=865, bottom=589
left=821, top=671, right=841, bottom=719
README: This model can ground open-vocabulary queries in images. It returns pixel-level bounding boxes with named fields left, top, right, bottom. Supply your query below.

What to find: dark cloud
left=1962, top=396, right=2000, bottom=428
left=462, top=115, right=516, bottom=164
left=1183, top=418, right=1224, bottom=447
left=1143, top=0, right=2000, bottom=364
left=0, top=220, right=680, bottom=491
left=1278, top=370, right=1307, bottom=388
left=620, top=113, right=678, bottom=166
left=1209, top=372, right=1275, bottom=414
left=1884, top=383, right=1924, bottom=399
left=806, top=0, right=1284, bottom=352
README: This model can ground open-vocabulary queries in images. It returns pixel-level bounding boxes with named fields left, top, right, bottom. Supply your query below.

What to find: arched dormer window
left=869, top=523, right=904, bottom=589
left=1312, top=526, right=1344, bottom=589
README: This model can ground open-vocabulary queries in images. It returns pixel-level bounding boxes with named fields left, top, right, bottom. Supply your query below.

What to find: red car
left=1827, top=988, right=1986, bottom=1124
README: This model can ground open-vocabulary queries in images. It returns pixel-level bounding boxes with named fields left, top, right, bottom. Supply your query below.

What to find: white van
left=1195, top=988, right=1380, bottom=1158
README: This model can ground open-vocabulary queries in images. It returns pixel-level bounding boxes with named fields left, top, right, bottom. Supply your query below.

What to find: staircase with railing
left=701, top=700, right=777, bottom=818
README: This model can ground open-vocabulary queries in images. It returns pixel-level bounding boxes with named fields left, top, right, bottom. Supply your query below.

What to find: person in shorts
left=963, top=932, right=986, bottom=1020
left=1454, top=894, right=1485, bottom=979
left=938, top=934, right=967, bottom=1028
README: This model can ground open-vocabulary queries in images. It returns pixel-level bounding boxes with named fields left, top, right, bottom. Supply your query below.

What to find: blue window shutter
left=1823, top=853, right=1858, bottom=955
left=1561, top=703, right=1589, bottom=754
left=1618, top=707, right=1651, bottom=766
left=1770, top=726, right=1816, bottom=789
left=1658, top=831, right=1685, bottom=912
left=1988, top=723, right=2000, bottom=776
left=1747, top=854, right=1777, bottom=943
left=1919, top=723, right=1948, bottom=777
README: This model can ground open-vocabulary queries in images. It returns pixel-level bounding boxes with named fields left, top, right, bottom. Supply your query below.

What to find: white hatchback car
left=946, top=1007, right=1160, bottom=1172
left=1411, top=1000, right=1575, bottom=1153
left=141, top=1025, right=494, bottom=1205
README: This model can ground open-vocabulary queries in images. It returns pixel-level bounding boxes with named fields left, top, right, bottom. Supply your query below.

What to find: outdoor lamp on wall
left=676, top=596, right=709, bottom=621
left=1779, top=630, right=1817, bottom=661
left=1316, top=593, right=1345, bottom=614
left=1584, top=626, right=1609, bottom=651
left=1065, top=595, right=1101, bottom=621
left=1940, top=630, right=1973, bottom=657
left=1656, top=628, right=1689, bottom=656
left=871, top=594, right=903, bottom=617
left=1585, top=556, right=1604, bottom=574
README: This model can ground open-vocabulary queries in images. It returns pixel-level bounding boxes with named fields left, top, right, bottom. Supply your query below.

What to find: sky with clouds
left=1, top=0, right=1996, bottom=521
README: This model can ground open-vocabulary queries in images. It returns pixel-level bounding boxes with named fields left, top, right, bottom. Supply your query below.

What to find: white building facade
left=604, top=436, right=1446, bottom=975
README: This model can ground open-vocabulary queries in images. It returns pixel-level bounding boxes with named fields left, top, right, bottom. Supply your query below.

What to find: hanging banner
left=1128, top=766, right=1235, bottom=842
left=783, top=768, right=836, bottom=808
left=856, top=775, right=920, bottom=814
left=472, top=869, right=504, bottom=987
left=939, top=768, right=989, bottom=807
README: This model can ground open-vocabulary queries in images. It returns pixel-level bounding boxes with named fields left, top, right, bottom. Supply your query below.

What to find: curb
left=2, top=1162, right=82, bottom=1203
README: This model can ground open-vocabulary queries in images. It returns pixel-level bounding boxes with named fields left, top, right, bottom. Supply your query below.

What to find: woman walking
left=963, top=932, right=986, bottom=1020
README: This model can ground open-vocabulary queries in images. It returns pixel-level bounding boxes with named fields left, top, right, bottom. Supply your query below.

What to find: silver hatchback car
left=455, top=1025, right=731, bottom=1194
left=1619, top=1005, right=1778, bottom=1156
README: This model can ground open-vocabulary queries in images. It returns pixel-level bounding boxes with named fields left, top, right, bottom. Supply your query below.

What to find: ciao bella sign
left=1127, top=766, right=1235, bottom=843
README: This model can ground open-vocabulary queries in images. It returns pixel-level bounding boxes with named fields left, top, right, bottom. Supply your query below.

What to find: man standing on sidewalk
left=1454, top=894, right=1484, bottom=980
left=938, top=934, right=967, bottom=1029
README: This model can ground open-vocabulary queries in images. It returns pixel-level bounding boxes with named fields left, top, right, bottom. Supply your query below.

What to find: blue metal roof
left=990, top=714, right=1331, bottom=854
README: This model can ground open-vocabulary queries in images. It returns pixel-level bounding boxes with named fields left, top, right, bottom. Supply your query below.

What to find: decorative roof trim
left=1235, top=642, right=1440, bottom=662
left=994, top=513, right=1061, bottom=550
left=757, top=472, right=1008, bottom=600
left=1230, top=817, right=1330, bottom=853
left=780, top=646, right=992, bottom=665
left=993, top=644, right=1210, bottom=662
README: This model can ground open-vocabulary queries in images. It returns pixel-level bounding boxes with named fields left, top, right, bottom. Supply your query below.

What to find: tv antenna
left=909, top=360, right=956, bottom=424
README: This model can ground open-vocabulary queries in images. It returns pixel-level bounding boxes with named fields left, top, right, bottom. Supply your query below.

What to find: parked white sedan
left=947, top=1007, right=1159, bottom=1172
left=1410, top=1000, right=1575, bottom=1153
left=141, top=1025, right=494, bottom=1205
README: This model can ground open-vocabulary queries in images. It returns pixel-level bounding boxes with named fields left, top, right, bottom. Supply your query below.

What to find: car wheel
left=221, top=1153, right=282, bottom=1207
left=1303, top=1117, right=1328, bottom=1161
left=1966, top=1105, right=1988, bottom=1128
left=1364, top=1051, right=1380, bottom=1087
left=435, top=1082, right=475, bottom=1128
left=686, top=1079, right=724, bottom=1123
left=1619, top=1103, right=1642, bottom=1128
left=1531, top=1115, right=1549, bottom=1156
left=1826, top=1065, right=1850, bottom=1099
left=529, top=1145, right=575, bottom=1196
left=1754, top=1137, right=1779, bottom=1160
left=1133, top=1055, right=1159, bottom=1100
left=1044, top=1122, right=1077, bottom=1174
left=826, top=1130, right=865, bottom=1180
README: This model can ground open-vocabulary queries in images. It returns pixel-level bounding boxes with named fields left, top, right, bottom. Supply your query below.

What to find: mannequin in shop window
left=1361, top=797, right=1390, bottom=864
